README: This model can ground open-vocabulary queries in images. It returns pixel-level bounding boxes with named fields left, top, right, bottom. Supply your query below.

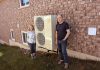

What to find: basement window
left=10, top=29, right=15, bottom=41
left=20, top=0, right=29, bottom=8
left=21, top=31, right=27, bottom=44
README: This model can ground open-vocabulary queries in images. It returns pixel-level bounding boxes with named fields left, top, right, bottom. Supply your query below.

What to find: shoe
left=64, top=63, right=68, bottom=69
left=31, top=54, right=33, bottom=59
left=58, top=60, right=63, bottom=64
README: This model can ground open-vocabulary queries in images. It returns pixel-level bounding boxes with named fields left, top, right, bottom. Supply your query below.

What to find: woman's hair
left=28, top=24, right=35, bottom=31
left=31, top=24, right=34, bottom=30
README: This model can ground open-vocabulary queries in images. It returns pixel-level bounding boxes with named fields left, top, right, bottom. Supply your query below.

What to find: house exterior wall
left=0, top=0, right=100, bottom=57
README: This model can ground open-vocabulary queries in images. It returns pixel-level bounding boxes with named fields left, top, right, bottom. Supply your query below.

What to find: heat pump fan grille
left=37, top=33, right=45, bottom=45
left=36, top=17, right=44, bottom=31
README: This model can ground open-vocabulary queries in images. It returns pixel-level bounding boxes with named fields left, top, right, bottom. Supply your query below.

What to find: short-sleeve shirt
left=27, top=31, right=36, bottom=44
left=56, top=21, right=69, bottom=40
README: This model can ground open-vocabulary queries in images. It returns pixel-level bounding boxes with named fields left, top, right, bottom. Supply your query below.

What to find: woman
left=27, top=24, right=36, bottom=59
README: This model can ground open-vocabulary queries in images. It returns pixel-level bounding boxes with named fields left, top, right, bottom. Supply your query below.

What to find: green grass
left=0, top=44, right=100, bottom=70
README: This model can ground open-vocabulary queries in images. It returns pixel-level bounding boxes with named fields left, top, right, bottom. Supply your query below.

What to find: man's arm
left=63, top=29, right=70, bottom=41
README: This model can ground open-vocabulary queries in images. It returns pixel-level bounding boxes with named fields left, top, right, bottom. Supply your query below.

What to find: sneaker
left=33, top=55, right=36, bottom=59
left=31, top=54, right=33, bottom=59
left=64, top=63, right=68, bottom=69
left=58, top=60, right=63, bottom=64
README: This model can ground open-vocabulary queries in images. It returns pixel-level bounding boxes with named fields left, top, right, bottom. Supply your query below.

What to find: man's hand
left=62, top=38, right=66, bottom=41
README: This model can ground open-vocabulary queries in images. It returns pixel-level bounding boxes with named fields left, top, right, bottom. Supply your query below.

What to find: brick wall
left=0, top=0, right=100, bottom=57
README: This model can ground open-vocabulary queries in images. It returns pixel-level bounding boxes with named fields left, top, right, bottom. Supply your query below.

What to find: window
left=10, top=29, right=15, bottom=41
left=21, top=31, right=27, bottom=44
left=20, top=0, right=29, bottom=7
left=11, top=31, right=14, bottom=39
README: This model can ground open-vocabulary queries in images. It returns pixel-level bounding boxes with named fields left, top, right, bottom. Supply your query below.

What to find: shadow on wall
left=67, top=22, right=77, bottom=50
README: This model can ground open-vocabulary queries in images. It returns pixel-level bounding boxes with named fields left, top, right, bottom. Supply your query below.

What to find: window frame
left=21, top=31, right=28, bottom=45
left=19, top=0, right=30, bottom=8
left=10, top=29, right=15, bottom=41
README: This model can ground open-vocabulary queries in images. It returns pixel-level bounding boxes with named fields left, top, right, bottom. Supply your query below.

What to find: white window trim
left=19, top=0, right=30, bottom=9
left=10, top=29, right=15, bottom=41
left=21, top=31, right=28, bottom=45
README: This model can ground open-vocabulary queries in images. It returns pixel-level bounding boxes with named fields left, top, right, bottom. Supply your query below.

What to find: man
left=56, top=15, right=70, bottom=69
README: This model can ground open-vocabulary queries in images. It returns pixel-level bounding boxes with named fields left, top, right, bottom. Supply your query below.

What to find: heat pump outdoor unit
left=34, top=15, right=57, bottom=51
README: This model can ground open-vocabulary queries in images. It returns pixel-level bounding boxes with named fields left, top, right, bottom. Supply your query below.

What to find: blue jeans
left=57, top=40, right=69, bottom=63
left=28, top=43, right=36, bottom=54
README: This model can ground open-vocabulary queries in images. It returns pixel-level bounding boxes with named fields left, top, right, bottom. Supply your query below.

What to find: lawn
left=0, top=44, right=100, bottom=70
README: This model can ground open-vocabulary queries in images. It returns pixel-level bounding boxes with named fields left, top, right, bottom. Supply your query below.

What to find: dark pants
left=57, top=40, right=69, bottom=63
left=28, top=43, right=36, bottom=54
